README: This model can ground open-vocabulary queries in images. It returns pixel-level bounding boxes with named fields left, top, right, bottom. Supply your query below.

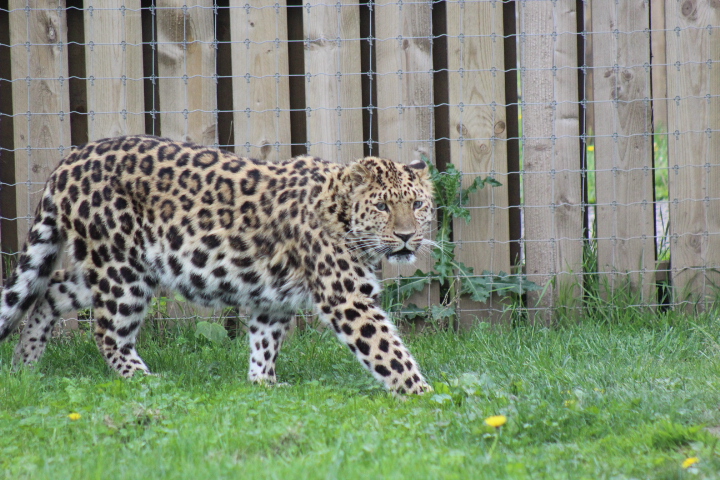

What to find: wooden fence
left=0, top=0, right=719, bottom=325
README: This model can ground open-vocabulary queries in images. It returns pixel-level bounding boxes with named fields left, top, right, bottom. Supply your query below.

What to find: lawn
left=1, top=308, right=719, bottom=479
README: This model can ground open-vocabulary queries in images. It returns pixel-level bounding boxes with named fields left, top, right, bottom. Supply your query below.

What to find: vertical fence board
left=303, top=0, right=364, bottom=163
left=651, top=1, right=668, bottom=134
left=665, top=1, right=720, bottom=306
left=519, top=0, right=583, bottom=320
left=9, top=0, right=72, bottom=251
left=375, top=0, right=437, bottom=309
left=84, top=0, right=144, bottom=140
left=447, top=0, right=510, bottom=324
left=591, top=0, right=655, bottom=300
left=230, top=0, right=291, bottom=161
left=157, top=0, right=217, bottom=145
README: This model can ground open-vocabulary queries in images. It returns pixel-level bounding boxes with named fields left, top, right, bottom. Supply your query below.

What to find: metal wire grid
left=0, top=1, right=718, bottom=323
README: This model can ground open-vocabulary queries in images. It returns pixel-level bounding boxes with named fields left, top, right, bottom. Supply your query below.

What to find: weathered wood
left=302, top=0, right=364, bottom=163
left=446, top=0, right=510, bottom=326
left=591, top=0, right=655, bottom=302
left=157, top=0, right=217, bottom=145
left=665, top=0, right=720, bottom=307
left=9, top=0, right=72, bottom=251
left=518, top=0, right=584, bottom=321
left=651, top=0, right=668, bottom=134
left=84, top=0, right=145, bottom=140
left=375, top=0, right=437, bottom=309
left=230, top=0, right=291, bottom=161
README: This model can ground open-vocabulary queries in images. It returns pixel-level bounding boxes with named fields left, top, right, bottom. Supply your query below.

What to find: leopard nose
left=395, top=232, right=413, bottom=243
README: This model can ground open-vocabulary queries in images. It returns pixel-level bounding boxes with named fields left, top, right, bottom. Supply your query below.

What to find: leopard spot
left=240, top=169, right=261, bottom=195
left=360, top=323, right=376, bottom=338
left=355, top=338, right=371, bottom=356
left=390, top=359, right=404, bottom=373
left=193, top=150, right=219, bottom=168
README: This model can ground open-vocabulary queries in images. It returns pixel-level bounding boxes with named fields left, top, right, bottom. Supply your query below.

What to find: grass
left=1, top=306, right=720, bottom=480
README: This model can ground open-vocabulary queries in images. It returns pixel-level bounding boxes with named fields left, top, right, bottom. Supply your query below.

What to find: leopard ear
left=407, top=158, right=431, bottom=181
left=408, top=159, right=427, bottom=170
left=348, top=159, right=374, bottom=186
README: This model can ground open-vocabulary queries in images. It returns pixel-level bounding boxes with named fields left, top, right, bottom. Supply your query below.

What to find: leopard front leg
left=316, top=292, right=430, bottom=395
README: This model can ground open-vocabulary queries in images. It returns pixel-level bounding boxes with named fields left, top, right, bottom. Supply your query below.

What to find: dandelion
left=587, top=145, right=595, bottom=152
left=68, top=412, right=81, bottom=421
left=484, top=415, right=507, bottom=428
left=682, top=457, right=699, bottom=469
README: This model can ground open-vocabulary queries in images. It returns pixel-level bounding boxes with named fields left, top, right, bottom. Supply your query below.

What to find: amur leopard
left=0, top=135, right=434, bottom=394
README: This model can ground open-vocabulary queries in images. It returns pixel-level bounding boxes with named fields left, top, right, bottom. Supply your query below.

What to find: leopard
left=0, top=135, right=435, bottom=394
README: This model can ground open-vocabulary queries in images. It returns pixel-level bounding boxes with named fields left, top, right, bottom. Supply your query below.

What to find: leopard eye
left=376, top=202, right=388, bottom=212
left=413, top=200, right=423, bottom=210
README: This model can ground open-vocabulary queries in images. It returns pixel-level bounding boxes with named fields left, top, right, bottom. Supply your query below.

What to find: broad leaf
left=430, top=304, right=456, bottom=321
left=483, top=270, right=543, bottom=295
left=195, top=321, right=230, bottom=345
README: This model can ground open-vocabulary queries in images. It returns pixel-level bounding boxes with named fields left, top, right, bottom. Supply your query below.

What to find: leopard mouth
left=386, top=247, right=416, bottom=264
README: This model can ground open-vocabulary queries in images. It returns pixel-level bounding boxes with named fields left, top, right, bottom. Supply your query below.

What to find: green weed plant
left=382, top=158, right=540, bottom=326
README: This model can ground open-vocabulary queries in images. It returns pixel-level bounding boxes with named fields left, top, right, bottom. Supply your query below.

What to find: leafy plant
left=194, top=321, right=230, bottom=345
left=382, top=157, right=540, bottom=325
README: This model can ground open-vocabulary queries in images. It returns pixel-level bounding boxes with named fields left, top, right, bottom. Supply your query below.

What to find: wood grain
left=665, top=0, right=720, bottom=307
left=84, top=0, right=145, bottom=140
left=230, top=0, right=291, bottom=161
left=446, top=0, right=511, bottom=325
left=591, top=0, right=655, bottom=301
left=519, top=0, right=584, bottom=321
left=157, top=0, right=217, bottom=145
left=302, top=0, right=364, bottom=163
left=9, top=0, right=72, bottom=251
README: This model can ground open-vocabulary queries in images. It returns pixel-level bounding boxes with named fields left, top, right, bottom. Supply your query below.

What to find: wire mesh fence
left=0, top=0, right=718, bottom=329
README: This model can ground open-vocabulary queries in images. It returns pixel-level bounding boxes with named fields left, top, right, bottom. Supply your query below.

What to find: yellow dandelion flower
left=484, top=415, right=507, bottom=428
left=587, top=145, right=595, bottom=152
left=68, top=412, right=81, bottom=421
left=682, top=457, right=699, bottom=469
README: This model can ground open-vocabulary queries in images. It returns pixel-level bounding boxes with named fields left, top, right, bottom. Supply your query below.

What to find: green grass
left=2, top=309, right=720, bottom=479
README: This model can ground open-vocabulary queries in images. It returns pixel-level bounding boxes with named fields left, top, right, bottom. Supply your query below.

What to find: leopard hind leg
left=13, top=268, right=93, bottom=368
left=92, top=278, right=155, bottom=377
left=0, top=189, right=62, bottom=342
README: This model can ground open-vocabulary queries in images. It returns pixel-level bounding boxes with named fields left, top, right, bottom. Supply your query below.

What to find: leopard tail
left=0, top=183, right=62, bottom=341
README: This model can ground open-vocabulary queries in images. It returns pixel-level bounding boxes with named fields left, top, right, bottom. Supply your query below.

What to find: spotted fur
left=0, top=135, right=435, bottom=394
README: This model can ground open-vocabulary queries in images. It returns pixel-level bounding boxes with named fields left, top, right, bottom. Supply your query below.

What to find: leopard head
left=345, top=156, right=434, bottom=264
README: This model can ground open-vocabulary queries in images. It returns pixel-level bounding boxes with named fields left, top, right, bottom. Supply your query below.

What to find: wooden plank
left=665, top=1, right=720, bottom=307
left=157, top=0, right=217, bottom=145
left=446, top=0, right=511, bottom=326
left=651, top=0, right=668, bottom=134
left=230, top=0, right=292, bottom=161
left=518, top=0, right=584, bottom=321
left=591, top=0, right=655, bottom=301
left=375, top=0, right=437, bottom=310
left=302, top=0, right=364, bottom=163
left=84, top=0, right=144, bottom=140
left=9, top=0, right=72, bottom=251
